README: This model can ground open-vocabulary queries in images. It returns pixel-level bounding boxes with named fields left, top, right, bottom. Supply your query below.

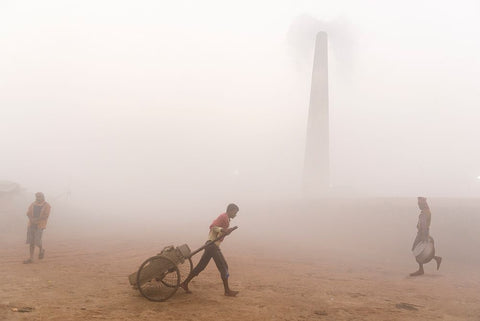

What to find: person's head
left=226, top=203, right=239, bottom=219
left=35, top=192, right=45, bottom=203
left=417, top=197, right=429, bottom=210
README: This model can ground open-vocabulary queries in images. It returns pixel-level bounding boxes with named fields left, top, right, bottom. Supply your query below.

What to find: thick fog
left=1, top=0, right=480, bottom=212
left=2, top=5, right=480, bottom=320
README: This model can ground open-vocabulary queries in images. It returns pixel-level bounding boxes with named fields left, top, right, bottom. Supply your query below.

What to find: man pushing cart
left=180, top=203, right=239, bottom=297
left=130, top=203, right=240, bottom=301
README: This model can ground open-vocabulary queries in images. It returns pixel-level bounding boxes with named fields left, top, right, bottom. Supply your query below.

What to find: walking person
left=180, top=203, right=239, bottom=296
left=410, top=197, right=442, bottom=276
left=24, top=192, right=51, bottom=264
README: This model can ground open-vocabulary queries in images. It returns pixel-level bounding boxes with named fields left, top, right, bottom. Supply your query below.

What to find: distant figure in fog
left=410, top=197, right=442, bottom=276
left=23, top=192, right=51, bottom=264
left=180, top=203, right=239, bottom=297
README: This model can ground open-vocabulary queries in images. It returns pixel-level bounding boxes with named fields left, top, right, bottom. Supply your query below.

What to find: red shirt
left=210, top=213, right=230, bottom=230
left=209, top=213, right=230, bottom=244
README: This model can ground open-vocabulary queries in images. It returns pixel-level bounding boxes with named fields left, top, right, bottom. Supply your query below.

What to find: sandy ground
left=1, top=198, right=480, bottom=320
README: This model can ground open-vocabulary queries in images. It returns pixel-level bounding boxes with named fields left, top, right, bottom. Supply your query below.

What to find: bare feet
left=409, top=269, right=424, bottom=277
left=180, top=282, right=192, bottom=294
left=435, top=257, right=442, bottom=270
left=224, top=290, right=239, bottom=297
left=23, top=258, right=33, bottom=264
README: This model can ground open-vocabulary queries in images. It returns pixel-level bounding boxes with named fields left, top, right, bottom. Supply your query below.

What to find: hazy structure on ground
left=303, top=32, right=329, bottom=197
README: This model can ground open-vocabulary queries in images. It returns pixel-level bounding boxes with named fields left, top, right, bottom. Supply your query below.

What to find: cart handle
left=187, top=226, right=238, bottom=258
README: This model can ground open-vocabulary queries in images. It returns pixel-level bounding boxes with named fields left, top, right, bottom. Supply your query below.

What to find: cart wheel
left=136, top=255, right=180, bottom=302
left=177, top=257, right=193, bottom=284
left=161, top=257, right=193, bottom=288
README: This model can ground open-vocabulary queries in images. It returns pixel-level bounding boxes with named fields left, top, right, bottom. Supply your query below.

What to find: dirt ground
left=1, top=198, right=480, bottom=321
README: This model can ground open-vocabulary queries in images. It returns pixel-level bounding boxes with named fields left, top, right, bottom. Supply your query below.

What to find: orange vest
left=27, top=201, right=51, bottom=229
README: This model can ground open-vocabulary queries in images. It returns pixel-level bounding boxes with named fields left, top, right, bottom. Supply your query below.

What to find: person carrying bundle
left=410, top=197, right=442, bottom=276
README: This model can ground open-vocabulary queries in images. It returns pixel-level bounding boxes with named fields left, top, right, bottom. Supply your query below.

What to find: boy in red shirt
left=180, top=203, right=239, bottom=296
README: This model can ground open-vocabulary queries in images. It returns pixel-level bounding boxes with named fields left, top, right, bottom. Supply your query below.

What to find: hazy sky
left=1, top=0, right=479, bottom=202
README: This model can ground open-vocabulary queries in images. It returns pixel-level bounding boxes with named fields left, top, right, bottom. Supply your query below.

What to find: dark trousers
left=191, top=242, right=229, bottom=280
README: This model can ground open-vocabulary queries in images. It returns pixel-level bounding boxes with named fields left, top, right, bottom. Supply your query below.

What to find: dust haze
left=1, top=1, right=480, bottom=320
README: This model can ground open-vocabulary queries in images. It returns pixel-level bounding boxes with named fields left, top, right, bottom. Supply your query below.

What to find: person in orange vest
left=23, top=192, right=51, bottom=264
left=180, top=203, right=239, bottom=296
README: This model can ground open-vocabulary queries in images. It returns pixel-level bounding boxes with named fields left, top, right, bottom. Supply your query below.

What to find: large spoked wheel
left=136, top=255, right=180, bottom=302
left=160, top=257, right=193, bottom=288
left=179, top=257, right=193, bottom=284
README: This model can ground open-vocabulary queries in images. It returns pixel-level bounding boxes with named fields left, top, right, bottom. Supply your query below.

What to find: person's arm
left=38, top=204, right=51, bottom=221
left=211, top=226, right=232, bottom=235
left=222, top=227, right=235, bottom=235
left=212, top=226, right=235, bottom=233
left=26, top=205, right=36, bottom=224
left=418, top=213, right=428, bottom=241
left=210, top=226, right=236, bottom=241
left=34, top=204, right=50, bottom=228
left=210, top=226, right=223, bottom=234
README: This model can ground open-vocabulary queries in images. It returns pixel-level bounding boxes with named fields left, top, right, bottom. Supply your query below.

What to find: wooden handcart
left=129, top=226, right=237, bottom=302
